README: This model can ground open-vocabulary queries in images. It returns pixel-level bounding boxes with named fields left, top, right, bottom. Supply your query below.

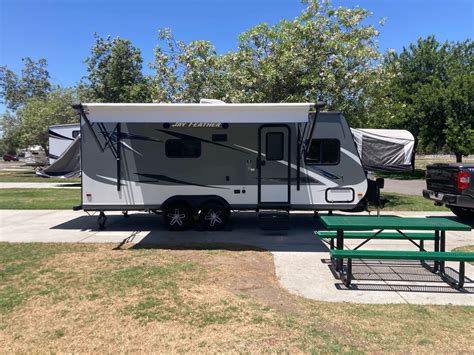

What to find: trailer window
left=165, top=139, right=201, bottom=158
left=266, top=132, right=284, bottom=160
left=305, top=139, right=340, bottom=165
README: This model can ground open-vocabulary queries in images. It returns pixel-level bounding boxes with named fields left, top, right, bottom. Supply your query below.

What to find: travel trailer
left=48, top=123, right=80, bottom=164
left=74, top=101, right=377, bottom=230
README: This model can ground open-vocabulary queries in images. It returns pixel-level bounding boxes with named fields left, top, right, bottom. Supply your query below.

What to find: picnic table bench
left=318, top=216, right=473, bottom=289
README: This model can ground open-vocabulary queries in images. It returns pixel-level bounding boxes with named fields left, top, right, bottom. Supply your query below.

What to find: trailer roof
left=81, top=103, right=313, bottom=123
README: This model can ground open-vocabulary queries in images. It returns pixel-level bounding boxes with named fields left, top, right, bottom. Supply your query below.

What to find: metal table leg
left=336, top=228, right=343, bottom=272
left=439, top=230, right=446, bottom=273
left=434, top=230, right=440, bottom=272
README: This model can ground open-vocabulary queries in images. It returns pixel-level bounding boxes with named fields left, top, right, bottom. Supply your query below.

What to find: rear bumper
left=423, top=189, right=474, bottom=209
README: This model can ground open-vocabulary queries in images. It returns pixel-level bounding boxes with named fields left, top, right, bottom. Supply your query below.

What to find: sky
left=0, top=0, right=473, bottom=113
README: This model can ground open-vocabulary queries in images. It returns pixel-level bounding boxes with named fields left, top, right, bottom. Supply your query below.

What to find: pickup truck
left=423, top=163, right=474, bottom=218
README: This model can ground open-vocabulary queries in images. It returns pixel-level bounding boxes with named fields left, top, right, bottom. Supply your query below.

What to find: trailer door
left=258, top=125, right=291, bottom=205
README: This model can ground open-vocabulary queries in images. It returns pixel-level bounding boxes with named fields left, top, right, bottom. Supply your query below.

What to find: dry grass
left=0, top=243, right=473, bottom=353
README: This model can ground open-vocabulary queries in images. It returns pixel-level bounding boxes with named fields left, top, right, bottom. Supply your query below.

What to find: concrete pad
left=0, top=209, right=472, bottom=305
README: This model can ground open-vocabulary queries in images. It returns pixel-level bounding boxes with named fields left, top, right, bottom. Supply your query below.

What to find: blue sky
left=0, top=0, right=473, bottom=110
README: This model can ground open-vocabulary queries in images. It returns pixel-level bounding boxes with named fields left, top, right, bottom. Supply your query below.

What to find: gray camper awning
left=36, top=136, right=81, bottom=179
left=81, top=103, right=313, bottom=123
left=351, top=128, right=415, bottom=172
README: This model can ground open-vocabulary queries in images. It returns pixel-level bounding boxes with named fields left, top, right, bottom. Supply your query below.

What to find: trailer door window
left=165, top=139, right=201, bottom=158
left=266, top=132, right=284, bottom=160
left=305, top=139, right=340, bottom=164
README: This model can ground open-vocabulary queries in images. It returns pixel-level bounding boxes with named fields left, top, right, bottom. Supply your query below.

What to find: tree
left=383, top=37, right=473, bottom=161
left=150, top=29, right=225, bottom=102
left=6, top=88, right=78, bottom=150
left=0, top=58, right=51, bottom=110
left=82, top=34, right=151, bottom=102
left=443, top=70, right=474, bottom=162
left=150, top=0, right=383, bottom=126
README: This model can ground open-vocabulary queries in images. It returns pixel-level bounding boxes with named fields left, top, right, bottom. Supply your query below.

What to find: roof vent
left=200, top=99, right=226, bottom=104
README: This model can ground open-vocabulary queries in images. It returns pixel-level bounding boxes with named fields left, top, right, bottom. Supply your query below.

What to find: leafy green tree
left=82, top=34, right=151, bottom=103
left=383, top=36, right=473, bottom=161
left=5, top=88, right=78, bottom=150
left=151, top=0, right=383, bottom=126
left=0, top=58, right=51, bottom=110
left=150, top=29, right=225, bottom=102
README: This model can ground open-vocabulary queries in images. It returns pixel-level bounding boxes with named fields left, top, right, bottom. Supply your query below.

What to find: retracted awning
left=80, top=103, right=313, bottom=123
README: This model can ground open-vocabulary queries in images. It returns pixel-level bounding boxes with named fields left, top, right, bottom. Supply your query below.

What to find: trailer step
left=257, top=203, right=291, bottom=211
left=258, top=211, right=290, bottom=230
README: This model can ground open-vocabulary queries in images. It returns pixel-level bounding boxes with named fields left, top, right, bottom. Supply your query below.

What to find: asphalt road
left=382, top=179, right=426, bottom=196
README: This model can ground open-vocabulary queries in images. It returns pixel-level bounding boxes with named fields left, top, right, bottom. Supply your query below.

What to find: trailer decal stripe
left=341, top=147, right=362, bottom=166
left=135, top=173, right=229, bottom=189
left=119, top=132, right=163, bottom=143
left=233, top=144, right=336, bottom=186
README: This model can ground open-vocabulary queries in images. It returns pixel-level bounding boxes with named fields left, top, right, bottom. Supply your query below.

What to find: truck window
left=165, top=139, right=201, bottom=158
left=305, top=139, right=340, bottom=165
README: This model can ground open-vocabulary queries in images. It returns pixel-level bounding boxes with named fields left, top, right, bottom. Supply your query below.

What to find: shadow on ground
left=324, top=259, right=474, bottom=294
left=51, top=211, right=330, bottom=252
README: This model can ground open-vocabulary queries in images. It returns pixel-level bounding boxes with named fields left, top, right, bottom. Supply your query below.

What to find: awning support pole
left=116, top=123, right=121, bottom=191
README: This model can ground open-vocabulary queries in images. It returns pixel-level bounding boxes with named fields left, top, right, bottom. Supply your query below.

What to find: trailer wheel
left=163, top=202, right=193, bottom=231
left=199, top=202, right=229, bottom=231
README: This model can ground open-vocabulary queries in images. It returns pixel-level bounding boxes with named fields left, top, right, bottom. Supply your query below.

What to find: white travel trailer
left=74, top=102, right=375, bottom=230
left=48, top=123, right=80, bottom=164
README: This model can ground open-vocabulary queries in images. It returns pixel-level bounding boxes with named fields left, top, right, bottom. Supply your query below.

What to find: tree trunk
left=455, top=152, right=463, bottom=163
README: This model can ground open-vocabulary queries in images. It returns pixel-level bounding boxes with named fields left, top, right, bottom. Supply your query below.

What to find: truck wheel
left=449, top=206, right=474, bottom=219
left=199, top=202, right=229, bottom=231
left=163, top=202, right=193, bottom=231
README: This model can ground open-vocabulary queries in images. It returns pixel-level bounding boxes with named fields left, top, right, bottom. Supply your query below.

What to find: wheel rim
left=167, top=208, right=186, bottom=227
left=204, top=208, right=223, bottom=227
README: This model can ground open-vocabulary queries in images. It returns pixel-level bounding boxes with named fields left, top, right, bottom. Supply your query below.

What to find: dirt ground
left=1, top=243, right=473, bottom=353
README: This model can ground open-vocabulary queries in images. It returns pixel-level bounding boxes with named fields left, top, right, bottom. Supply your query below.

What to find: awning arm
left=72, top=103, right=118, bottom=157
left=300, top=101, right=326, bottom=155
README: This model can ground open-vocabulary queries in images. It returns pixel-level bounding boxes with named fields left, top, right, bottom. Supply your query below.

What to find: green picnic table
left=318, top=215, right=472, bottom=288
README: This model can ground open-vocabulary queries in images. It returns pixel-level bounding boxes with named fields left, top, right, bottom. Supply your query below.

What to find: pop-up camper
left=74, top=101, right=373, bottom=230
left=351, top=128, right=415, bottom=172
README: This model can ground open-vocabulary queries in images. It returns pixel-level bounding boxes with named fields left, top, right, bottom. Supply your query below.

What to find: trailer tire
left=163, top=202, right=193, bottom=231
left=199, top=202, right=229, bottom=231
left=449, top=206, right=474, bottom=219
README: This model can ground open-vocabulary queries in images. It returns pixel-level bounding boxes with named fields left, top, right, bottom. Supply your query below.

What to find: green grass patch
left=0, top=188, right=80, bottom=209
left=0, top=168, right=80, bottom=183
left=376, top=169, right=426, bottom=180
left=379, top=192, right=448, bottom=211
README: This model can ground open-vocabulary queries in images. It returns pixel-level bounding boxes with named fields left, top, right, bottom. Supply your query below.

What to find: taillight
left=457, top=171, right=470, bottom=190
